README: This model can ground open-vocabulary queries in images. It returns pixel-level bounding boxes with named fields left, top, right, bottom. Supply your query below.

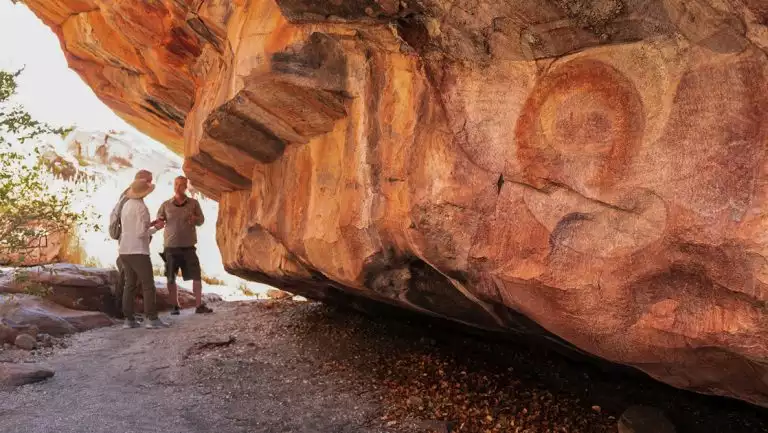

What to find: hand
left=187, top=213, right=198, bottom=225
left=152, top=219, right=166, bottom=229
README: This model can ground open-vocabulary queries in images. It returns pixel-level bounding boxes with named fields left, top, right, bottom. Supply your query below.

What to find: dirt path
left=1, top=300, right=768, bottom=433
left=0, top=302, right=386, bottom=433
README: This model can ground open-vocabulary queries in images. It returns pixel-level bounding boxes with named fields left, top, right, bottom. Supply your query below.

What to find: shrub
left=0, top=69, right=96, bottom=264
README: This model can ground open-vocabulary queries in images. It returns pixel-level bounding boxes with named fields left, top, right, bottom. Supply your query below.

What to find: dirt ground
left=1, top=300, right=768, bottom=433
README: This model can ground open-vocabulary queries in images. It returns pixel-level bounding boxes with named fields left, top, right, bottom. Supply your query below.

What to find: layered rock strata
left=25, top=0, right=768, bottom=406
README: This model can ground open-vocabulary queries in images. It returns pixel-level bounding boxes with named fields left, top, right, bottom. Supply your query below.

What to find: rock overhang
left=23, top=0, right=768, bottom=408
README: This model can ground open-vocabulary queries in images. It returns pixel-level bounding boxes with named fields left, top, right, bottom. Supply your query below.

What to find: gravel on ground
left=0, top=299, right=767, bottom=433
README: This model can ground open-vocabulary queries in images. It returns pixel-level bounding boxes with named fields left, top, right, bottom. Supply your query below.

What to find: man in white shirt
left=119, top=178, right=167, bottom=329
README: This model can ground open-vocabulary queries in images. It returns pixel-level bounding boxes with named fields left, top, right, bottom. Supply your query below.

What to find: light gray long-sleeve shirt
left=118, top=198, right=158, bottom=255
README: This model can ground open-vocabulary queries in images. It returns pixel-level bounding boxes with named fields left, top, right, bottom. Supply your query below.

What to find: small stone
left=38, top=333, right=54, bottom=348
left=618, top=405, right=676, bottom=433
left=15, top=334, right=37, bottom=351
left=425, top=17, right=442, bottom=37
left=406, top=395, right=423, bottom=407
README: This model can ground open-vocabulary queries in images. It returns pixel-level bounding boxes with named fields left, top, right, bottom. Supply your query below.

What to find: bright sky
left=0, top=2, right=140, bottom=131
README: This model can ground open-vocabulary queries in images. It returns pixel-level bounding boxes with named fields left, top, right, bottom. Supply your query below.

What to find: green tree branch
left=0, top=69, right=94, bottom=261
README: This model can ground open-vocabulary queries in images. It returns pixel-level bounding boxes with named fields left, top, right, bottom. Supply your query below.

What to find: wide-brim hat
left=125, top=179, right=156, bottom=199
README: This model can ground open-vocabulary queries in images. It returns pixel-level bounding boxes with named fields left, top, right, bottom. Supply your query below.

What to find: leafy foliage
left=0, top=69, right=95, bottom=262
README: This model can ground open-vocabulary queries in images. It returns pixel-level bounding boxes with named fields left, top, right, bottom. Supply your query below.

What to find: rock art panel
left=25, top=0, right=768, bottom=407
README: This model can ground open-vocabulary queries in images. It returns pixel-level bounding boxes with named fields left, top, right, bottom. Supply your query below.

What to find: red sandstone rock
left=266, top=288, right=292, bottom=300
left=0, top=294, right=111, bottom=336
left=24, top=0, right=768, bottom=407
left=0, top=362, right=54, bottom=387
left=0, top=264, right=221, bottom=317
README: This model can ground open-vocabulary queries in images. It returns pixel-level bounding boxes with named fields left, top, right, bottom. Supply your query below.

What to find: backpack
left=109, top=194, right=130, bottom=240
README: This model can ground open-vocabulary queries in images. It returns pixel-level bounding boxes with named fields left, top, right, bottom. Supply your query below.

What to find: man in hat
left=113, top=170, right=153, bottom=319
left=157, top=175, right=212, bottom=315
left=119, top=177, right=168, bottom=329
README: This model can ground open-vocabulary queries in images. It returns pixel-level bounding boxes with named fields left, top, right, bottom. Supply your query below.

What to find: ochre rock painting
left=24, top=0, right=768, bottom=406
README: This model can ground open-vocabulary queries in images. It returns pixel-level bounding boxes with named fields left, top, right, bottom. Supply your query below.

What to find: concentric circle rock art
left=515, top=58, right=646, bottom=193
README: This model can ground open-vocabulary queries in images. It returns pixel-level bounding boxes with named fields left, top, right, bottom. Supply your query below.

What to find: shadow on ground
left=1, top=300, right=767, bottom=433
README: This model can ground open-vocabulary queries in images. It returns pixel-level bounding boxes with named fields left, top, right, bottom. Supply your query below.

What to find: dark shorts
left=161, top=247, right=202, bottom=284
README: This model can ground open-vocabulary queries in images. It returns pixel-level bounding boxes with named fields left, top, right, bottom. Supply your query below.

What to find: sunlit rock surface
left=25, top=0, right=768, bottom=406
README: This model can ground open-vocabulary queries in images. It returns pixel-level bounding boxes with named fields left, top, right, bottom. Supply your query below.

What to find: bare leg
left=168, top=282, right=179, bottom=307
left=193, top=280, right=202, bottom=307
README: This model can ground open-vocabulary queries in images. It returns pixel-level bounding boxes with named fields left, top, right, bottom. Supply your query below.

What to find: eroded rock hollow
left=26, top=0, right=768, bottom=407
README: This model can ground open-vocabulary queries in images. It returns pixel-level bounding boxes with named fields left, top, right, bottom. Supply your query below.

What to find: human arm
left=156, top=202, right=167, bottom=222
left=150, top=202, right=167, bottom=231
left=143, top=204, right=161, bottom=236
left=192, top=200, right=204, bottom=226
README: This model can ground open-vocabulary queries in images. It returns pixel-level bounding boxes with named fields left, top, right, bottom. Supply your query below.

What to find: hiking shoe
left=122, top=319, right=139, bottom=329
left=195, top=304, right=213, bottom=314
left=145, top=319, right=170, bottom=329
left=170, top=305, right=181, bottom=316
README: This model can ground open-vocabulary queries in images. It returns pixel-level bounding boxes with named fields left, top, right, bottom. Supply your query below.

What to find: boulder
left=266, top=289, right=292, bottom=300
left=0, top=264, right=114, bottom=292
left=202, top=293, right=223, bottom=304
left=0, top=264, right=221, bottom=317
left=153, top=281, right=223, bottom=310
left=0, top=265, right=120, bottom=316
left=0, top=322, right=18, bottom=345
left=24, top=0, right=768, bottom=408
left=14, top=334, right=37, bottom=351
left=618, top=406, right=676, bottom=433
left=0, top=294, right=112, bottom=336
left=0, top=363, right=54, bottom=387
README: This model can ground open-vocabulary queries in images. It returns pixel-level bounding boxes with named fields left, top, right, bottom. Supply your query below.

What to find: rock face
left=0, top=231, right=65, bottom=267
left=0, top=363, right=54, bottom=387
left=25, top=0, right=768, bottom=406
left=0, top=294, right=112, bottom=336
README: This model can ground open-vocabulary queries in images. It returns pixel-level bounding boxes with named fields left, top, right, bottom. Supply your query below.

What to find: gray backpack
left=109, top=194, right=129, bottom=240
